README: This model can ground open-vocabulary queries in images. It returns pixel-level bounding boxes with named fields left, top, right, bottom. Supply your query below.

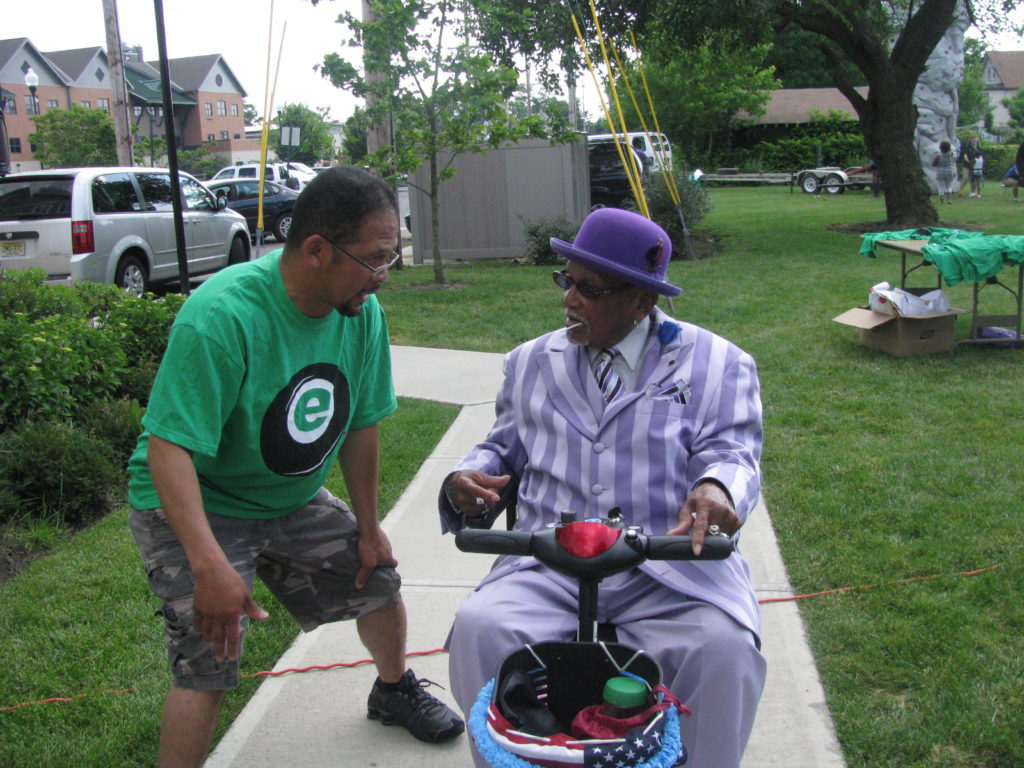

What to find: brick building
left=0, top=36, right=260, bottom=173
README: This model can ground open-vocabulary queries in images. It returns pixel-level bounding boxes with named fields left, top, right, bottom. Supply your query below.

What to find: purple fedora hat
left=550, top=208, right=680, bottom=297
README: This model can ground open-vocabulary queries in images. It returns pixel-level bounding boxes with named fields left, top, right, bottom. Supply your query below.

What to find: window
left=80, top=100, right=91, bottom=108
left=47, top=99, right=58, bottom=109
left=237, top=181, right=261, bottom=200
left=233, top=133, right=241, bottom=140
left=220, top=130, right=229, bottom=139
left=230, top=103, right=239, bottom=117
left=238, top=167, right=257, bottom=178
left=98, top=98, right=109, bottom=109
left=92, top=172, right=141, bottom=214
left=204, top=103, right=213, bottom=117
left=207, top=133, right=215, bottom=141
left=3, top=99, right=15, bottom=115
left=24, top=95, right=37, bottom=115
left=181, top=176, right=215, bottom=211
left=9, top=138, right=21, bottom=154
left=217, top=100, right=226, bottom=116
left=134, top=105, right=143, bottom=119
left=135, top=172, right=176, bottom=212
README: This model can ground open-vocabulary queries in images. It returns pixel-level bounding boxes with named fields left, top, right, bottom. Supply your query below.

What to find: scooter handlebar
left=455, top=528, right=533, bottom=556
left=644, top=534, right=734, bottom=560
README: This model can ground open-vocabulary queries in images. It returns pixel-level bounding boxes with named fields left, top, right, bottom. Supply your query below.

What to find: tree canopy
left=30, top=105, right=117, bottom=169
left=273, top=103, right=337, bottom=166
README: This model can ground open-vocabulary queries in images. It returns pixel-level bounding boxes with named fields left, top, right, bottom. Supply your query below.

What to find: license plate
left=1, top=240, right=26, bottom=257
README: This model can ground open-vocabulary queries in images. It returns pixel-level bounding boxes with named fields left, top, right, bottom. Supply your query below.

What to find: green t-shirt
left=127, top=249, right=397, bottom=519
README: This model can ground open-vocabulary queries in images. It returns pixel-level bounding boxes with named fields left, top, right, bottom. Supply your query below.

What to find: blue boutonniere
left=658, top=321, right=681, bottom=344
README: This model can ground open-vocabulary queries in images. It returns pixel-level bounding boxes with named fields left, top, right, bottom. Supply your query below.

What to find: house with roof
left=981, top=50, right=1024, bottom=129
left=747, top=87, right=869, bottom=126
left=0, top=36, right=260, bottom=173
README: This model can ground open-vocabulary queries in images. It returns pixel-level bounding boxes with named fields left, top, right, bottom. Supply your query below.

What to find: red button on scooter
left=555, top=520, right=622, bottom=558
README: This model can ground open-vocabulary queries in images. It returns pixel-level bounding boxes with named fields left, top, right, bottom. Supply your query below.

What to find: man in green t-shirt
left=127, top=166, right=463, bottom=768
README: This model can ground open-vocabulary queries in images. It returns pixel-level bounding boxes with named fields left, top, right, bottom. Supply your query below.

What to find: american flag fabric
left=482, top=697, right=684, bottom=768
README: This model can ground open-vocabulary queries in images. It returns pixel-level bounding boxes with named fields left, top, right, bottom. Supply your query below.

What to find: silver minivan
left=0, top=167, right=251, bottom=297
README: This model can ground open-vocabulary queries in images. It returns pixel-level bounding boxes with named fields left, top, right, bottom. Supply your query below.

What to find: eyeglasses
left=552, top=270, right=631, bottom=300
left=321, top=233, right=402, bottom=276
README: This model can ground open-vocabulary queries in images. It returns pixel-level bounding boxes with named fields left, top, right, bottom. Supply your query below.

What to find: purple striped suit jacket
left=442, top=307, right=764, bottom=637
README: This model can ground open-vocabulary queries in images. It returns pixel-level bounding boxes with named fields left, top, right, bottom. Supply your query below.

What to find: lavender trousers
left=446, top=566, right=766, bottom=768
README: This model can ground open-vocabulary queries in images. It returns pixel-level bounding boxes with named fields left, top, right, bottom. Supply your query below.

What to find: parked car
left=210, top=162, right=314, bottom=190
left=587, top=139, right=646, bottom=209
left=205, top=178, right=298, bottom=241
left=0, top=167, right=250, bottom=297
left=588, top=131, right=673, bottom=173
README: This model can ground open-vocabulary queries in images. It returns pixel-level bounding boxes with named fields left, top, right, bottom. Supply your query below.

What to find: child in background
left=932, top=141, right=957, bottom=204
left=970, top=152, right=985, bottom=197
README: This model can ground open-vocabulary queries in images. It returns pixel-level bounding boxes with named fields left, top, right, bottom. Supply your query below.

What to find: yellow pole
left=571, top=14, right=645, bottom=213
left=587, top=0, right=647, bottom=216
left=257, top=1, right=275, bottom=240
left=629, top=30, right=680, bottom=203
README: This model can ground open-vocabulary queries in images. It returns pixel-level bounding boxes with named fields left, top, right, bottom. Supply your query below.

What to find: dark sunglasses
left=552, top=270, right=631, bottom=300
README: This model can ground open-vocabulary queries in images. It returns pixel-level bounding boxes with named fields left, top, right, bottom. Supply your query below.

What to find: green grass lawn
left=2, top=185, right=1022, bottom=767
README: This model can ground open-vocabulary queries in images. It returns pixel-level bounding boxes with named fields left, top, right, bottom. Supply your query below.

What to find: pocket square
left=648, top=380, right=690, bottom=404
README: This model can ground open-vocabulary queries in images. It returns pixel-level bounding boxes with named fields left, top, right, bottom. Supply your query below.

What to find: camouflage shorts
left=128, top=488, right=401, bottom=690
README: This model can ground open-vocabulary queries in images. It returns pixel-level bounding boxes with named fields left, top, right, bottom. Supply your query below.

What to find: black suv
left=587, top=140, right=644, bottom=209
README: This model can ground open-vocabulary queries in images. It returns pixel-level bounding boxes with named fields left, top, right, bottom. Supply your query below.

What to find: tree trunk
left=429, top=151, right=446, bottom=284
left=866, top=80, right=939, bottom=228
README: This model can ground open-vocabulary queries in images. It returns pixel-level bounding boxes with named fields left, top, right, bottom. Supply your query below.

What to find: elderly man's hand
left=667, top=481, right=742, bottom=555
left=445, top=470, right=510, bottom=517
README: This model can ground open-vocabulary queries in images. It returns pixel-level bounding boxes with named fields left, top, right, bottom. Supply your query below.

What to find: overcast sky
left=6, top=0, right=364, bottom=123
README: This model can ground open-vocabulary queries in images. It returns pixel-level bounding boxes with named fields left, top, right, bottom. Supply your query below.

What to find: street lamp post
left=24, top=68, right=39, bottom=117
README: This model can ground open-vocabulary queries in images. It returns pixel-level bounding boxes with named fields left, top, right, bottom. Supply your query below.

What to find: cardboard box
left=833, top=306, right=967, bottom=356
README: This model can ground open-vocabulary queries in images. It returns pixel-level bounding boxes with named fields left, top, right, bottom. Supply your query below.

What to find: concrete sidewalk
left=206, top=345, right=845, bottom=768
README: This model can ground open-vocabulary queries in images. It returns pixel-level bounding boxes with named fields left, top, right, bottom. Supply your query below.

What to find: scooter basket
left=469, top=640, right=686, bottom=768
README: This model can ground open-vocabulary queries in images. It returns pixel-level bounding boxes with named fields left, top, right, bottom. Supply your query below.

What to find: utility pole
left=102, top=0, right=134, bottom=165
left=361, top=0, right=392, bottom=156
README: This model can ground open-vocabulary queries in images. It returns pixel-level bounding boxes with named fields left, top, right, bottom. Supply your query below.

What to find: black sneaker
left=366, top=669, right=465, bottom=743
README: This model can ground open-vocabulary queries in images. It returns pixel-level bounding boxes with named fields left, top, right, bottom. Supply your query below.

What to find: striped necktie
left=592, top=347, right=623, bottom=401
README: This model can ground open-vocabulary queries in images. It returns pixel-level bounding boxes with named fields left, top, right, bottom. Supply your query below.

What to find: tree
left=243, top=101, right=261, bottom=125
left=958, top=37, right=992, bottom=128
left=317, top=0, right=575, bottom=283
left=342, top=106, right=369, bottom=164
left=176, top=142, right=223, bottom=180
left=472, top=0, right=1020, bottom=228
left=273, top=103, right=336, bottom=166
left=613, top=33, right=780, bottom=168
left=30, top=105, right=117, bottom=168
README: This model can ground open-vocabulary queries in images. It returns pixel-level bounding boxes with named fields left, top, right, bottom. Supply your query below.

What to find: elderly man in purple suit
left=439, top=207, right=765, bottom=768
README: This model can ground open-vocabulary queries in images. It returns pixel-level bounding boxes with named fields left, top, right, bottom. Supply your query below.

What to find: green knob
left=602, top=676, right=648, bottom=708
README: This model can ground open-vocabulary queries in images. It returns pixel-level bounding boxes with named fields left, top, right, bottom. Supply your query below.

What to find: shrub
left=0, top=268, right=86, bottom=320
left=74, top=280, right=129, bottom=316
left=0, top=420, right=122, bottom=525
left=100, top=292, right=185, bottom=365
left=521, top=215, right=580, bottom=266
left=116, top=360, right=160, bottom=405
left=76, top=397, right=144, bottom=466
left=645, top=170, right=711, bottom=258
left=0, top=313, right=128, bottom=429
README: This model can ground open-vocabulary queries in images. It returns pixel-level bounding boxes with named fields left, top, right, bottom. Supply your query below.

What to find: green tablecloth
left=861, top=228, right=1024, bottom=285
